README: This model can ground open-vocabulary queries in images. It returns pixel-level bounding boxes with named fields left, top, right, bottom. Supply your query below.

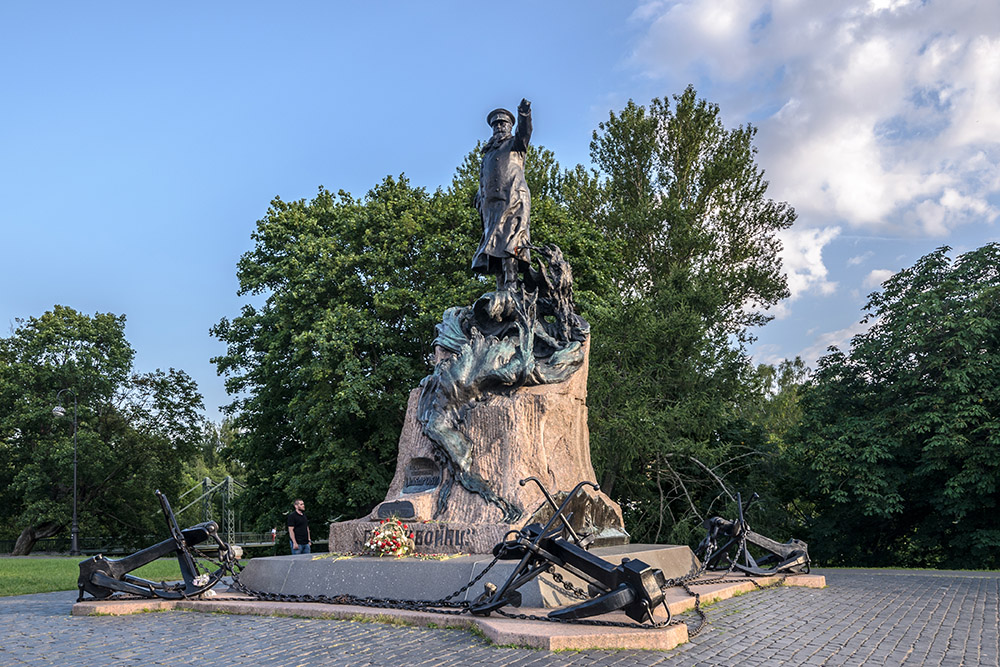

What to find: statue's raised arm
left=513, top=98, right=532, bottom=152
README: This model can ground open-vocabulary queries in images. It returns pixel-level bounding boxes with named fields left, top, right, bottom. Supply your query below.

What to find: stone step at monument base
left=234, top=544, right=699, bottom=609
left=73, top=571, right=826, bottom=651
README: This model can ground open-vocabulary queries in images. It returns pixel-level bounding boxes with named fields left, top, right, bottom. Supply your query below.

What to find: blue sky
left=2, top=1, right=998, bottom=419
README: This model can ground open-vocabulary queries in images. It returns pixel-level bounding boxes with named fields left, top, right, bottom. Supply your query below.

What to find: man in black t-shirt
left=286, top=499, right=311, bottom=555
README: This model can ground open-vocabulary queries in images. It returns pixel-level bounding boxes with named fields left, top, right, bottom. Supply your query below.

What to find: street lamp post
left=52, top=389, right=80, bottom=556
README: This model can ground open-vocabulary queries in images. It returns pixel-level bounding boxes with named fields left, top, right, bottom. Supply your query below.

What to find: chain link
left=223, top=548, right=693, bottom=631
left=226, top=551, right=505, bottom=617
left=545, top=565, right=591, bottom=600
left=669, top=529, right=794, bottom=636
left=92, top=529, right=796, bottom=636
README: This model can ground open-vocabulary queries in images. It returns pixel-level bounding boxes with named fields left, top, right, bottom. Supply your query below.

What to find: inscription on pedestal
left=377, top=501, right=415, bottom=519
left=411, top=525, right=471, bottom=549
left=403, top=457, right=441, bottom=493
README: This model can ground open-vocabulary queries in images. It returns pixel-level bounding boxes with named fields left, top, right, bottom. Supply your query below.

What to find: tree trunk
left=11, top=522, right=62, bottom=556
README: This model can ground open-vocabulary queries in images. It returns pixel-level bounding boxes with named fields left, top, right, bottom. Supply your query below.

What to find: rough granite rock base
left=329, top=341, right=629, bottom=554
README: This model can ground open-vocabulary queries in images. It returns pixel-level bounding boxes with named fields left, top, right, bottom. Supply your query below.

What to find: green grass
left=0, top=557, right=185, bottom=597
left=88, top=606, right=170, bottom=616
left=348, top=613, right=415, bottom=627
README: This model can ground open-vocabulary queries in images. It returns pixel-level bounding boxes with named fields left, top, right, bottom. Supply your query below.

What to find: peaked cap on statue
left=487, top=108, right=515, bottom=127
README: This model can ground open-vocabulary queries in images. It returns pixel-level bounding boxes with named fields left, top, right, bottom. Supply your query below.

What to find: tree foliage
left=212, top=179, right=481, bottom=530
left=585, top=86, right=795, bottom=544
left=212, top=153, right=612, bottom=531
left=728, top=357, right=812, bottom=538
left=792, top=244, right=1000, bottom=567
left=0, top=306, right=205, bottom=554
left=213, top=89, right=795, bottom=546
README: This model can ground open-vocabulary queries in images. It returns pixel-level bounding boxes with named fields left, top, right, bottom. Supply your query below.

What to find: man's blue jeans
left=291, top=542, right=311, bottom=555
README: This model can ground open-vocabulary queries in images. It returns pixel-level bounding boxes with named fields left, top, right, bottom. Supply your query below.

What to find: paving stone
left=2, top=569, right=1000, bottom=665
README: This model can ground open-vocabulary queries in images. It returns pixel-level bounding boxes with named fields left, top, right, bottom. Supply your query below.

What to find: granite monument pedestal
left=236, top=544, right=699, bottom=608
left=328, top=341, right=630, bottom=554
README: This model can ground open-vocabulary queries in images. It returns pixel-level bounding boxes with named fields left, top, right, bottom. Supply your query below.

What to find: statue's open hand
left=519, top=98, right=531, bottom=113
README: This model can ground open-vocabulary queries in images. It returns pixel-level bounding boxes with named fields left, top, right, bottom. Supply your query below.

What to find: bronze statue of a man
left=472, top=98, right=532, bottom=290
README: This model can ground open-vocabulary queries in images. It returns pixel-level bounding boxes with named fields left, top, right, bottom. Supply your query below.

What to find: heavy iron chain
left=223, top=546, right=690, bottom=630
left=545, top=565, right=591, bottom=600
left=183, top=534, right=793, bottom=635
left=225, top=551, right=504, bottom=617
left=220, top=545, right=729, bottom=632
left=672, top=529, right=792, bottom=637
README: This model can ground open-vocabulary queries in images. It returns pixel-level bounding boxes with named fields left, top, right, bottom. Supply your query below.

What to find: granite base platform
left=71, top=571, right=826, bottom=651
left=234, top=543, right=700, bottom=608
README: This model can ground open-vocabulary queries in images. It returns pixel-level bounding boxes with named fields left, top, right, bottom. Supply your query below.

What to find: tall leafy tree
left=792, top=244, right=1000, bottom=568
left=0, top=306, right=205, bottom=554
left=212, top=146, right=614, bottom=531
left=742, top=358, right=809, bottom=445
left=586, top=86, right=795, bottom=543
left=174, top=419, right=247, bottom=529
left=214, top=92, right=792, bottom=543
left=730, top=357, right=813, bottom=540
left=212, top=178, right=485, bottom=529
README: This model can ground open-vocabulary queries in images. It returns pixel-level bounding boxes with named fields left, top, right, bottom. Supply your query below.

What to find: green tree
left=212, top=146, right=614, bottom=531
left=214, top=91, right=793, bottom=544
left=792, top=244, right=1000, bottom=567
left=179, top=419, right=242, bottom=485
left=212, top=179, right=484, bottom=531
left=745, top=358, right=809, bottom=445
left=585, top=86, right=795, bottom=544
left=174, top=419, right=246, bottom=528
left=0, top=306, right=206, bottom=554
left=731, top=357, right=812, bottom=539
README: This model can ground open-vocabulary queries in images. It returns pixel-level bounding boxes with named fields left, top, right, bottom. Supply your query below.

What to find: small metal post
left=71, top=393, right=79, bottom=556
left=53, top=389, right=80, bottom=556
left=202, top=477, right=212, bottom=523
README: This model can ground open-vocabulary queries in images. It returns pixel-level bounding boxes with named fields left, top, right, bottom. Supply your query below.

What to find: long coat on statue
left=472, top=109, right=532, bottom=274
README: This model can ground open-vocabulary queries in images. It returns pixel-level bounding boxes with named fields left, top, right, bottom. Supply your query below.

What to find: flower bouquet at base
left=363, top=517, right=416, bottom=557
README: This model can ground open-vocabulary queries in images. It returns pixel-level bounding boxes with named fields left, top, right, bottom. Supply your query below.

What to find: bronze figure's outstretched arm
left=515, top=98, right=532, bottom=151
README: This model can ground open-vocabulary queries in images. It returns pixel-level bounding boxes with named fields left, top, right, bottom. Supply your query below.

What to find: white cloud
left=630, top=0, right=1000, bottom=237
left=797, top=320, right=874, bottom=367
left=752, top=342, right=786, bottom=367
left=847, top=251, right=873, bottom=265
left=863, top=268, right=896, bottom=288
left=768, top=226, right=840, bottom=319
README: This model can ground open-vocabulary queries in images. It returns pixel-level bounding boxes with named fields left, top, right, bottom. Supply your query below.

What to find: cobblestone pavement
left=1, top=569, right=997, bottom=666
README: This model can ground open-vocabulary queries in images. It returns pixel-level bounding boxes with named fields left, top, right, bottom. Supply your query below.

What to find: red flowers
left=363, top=516, right=415, bottom=557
